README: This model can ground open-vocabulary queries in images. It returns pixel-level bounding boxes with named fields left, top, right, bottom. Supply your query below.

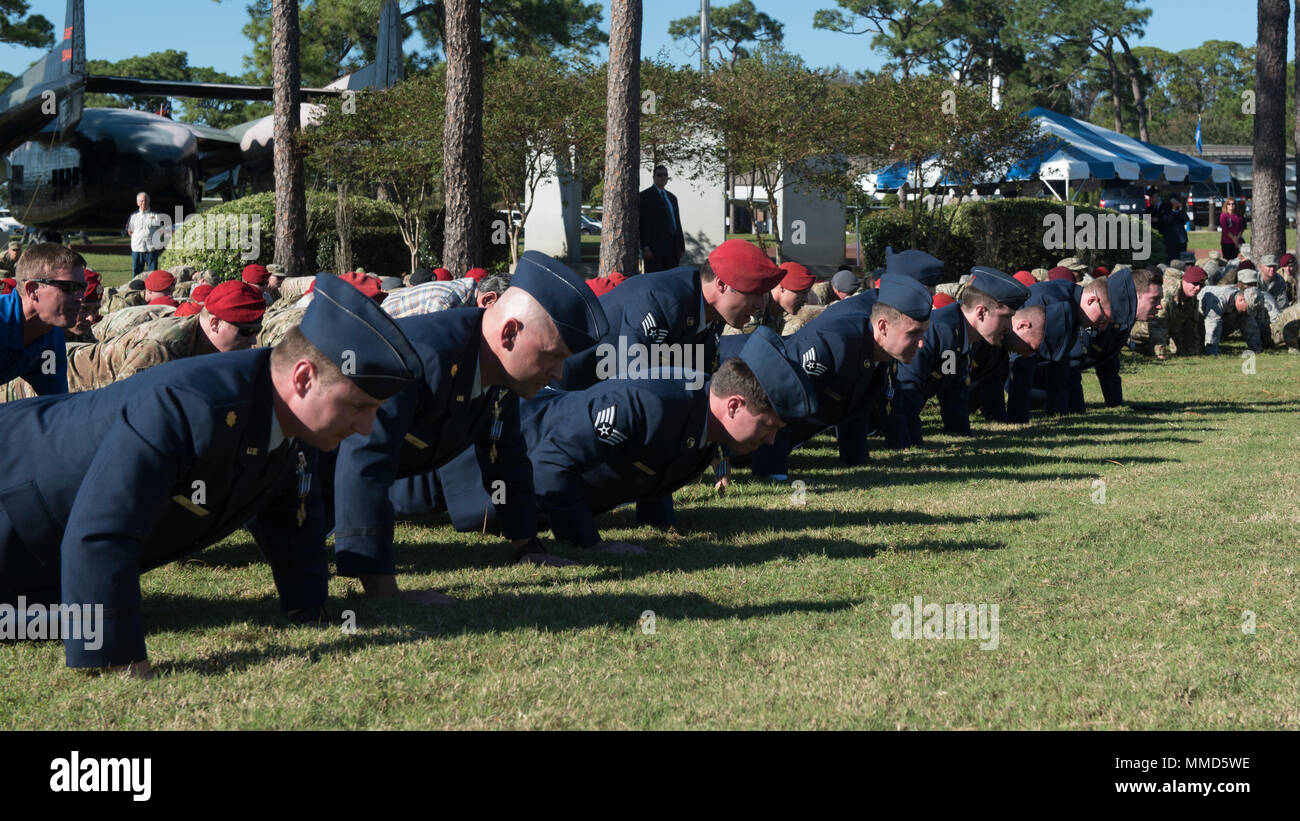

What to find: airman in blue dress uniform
left=0, top=273, right=421, bottom=676
left=330, top=251, right=609, bottom=600
left=441, top=326, right=816, bottom=553
left=883, top=267, right=1029, bottom=448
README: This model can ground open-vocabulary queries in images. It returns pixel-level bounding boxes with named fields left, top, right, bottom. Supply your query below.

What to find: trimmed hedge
left=159, top=191, right=511, bottom=279
left=858, top=198, right=1167, bottom=280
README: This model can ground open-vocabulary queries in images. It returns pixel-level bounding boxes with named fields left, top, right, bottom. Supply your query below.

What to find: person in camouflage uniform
left=1160, top=265, right=1205, bottom=356
left=92, top=302, right=176, bottom=340
left=1277, top=253, right=1297, bottom=305
left=0, top=240, right=20, bottom=276
left=274, top=275, right=316, bottom=306
left=1271, top=301, right=1300, bottom=351
left=1, top=280, right=266, bottom=401
left=721, top=261, right=816, bottom=337
left=100, top=282, right=147, bottom=314
left=1200, top=282, right=1274, bottom=354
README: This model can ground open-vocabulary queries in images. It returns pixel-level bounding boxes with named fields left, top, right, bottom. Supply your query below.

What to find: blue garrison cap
left=968, top=266, right=1030, bottom=309
left=510, top=250, right=609, bottom=354
left=876, top=274, right=933, bottom=321
left=885, top=246, right=945, bottom=287
left=737, top=326, right=819, bottom=421
left=300, top=273, right=422, bottom=400
left=1105, top=267, right=1137, bottom=331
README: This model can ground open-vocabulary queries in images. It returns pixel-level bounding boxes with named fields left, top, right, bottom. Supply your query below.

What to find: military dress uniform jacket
left=885, top=302, right=974, bottom=447
left=559, top=267, right=721, bottom=391
left=727, top=291, right=889, bottom=472
left=525, top=378, right=716, bottom=548
left=1007, top=280, right=1081, bottom=422
left=1066, top=269, right=1137, bottom=411
left=0, top=349, right=328, bottom=668
left=331, top=307, right=535, bottom=577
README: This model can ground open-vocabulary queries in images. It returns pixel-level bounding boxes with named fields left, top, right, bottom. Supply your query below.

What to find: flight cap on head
left=299, top=273, right=421, bottom=400
left=1104, top=267, right=1137, bottom=330
left=736, top=325, right=818, bottom=421
left=876, top=274, right=933, bottom=320
left=885, top=246, right=944, bottom=287
left=969, top=266, right=1030, bottom=309
left=509, top=250, right=609, bottom=354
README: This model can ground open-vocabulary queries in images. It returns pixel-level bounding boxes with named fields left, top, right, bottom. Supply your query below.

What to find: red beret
left=778, top=261, right=815, bottom=292
left=1280, top=253, right=1295, bottom=266
left=190, top=283, right=214, bottom=303
left=148, top=295, right=179, bottom=307
left=83, top=270, right=102, bottom=302
left=1183, top=266, right=1207, bottom=285
left=145, top=270, right=176, bottom=291
left=708, top=239, right=781, bottom=293
left=205, top=281, right=267, bottom=323
left=1094, top=266, right=1109, bottom=276
left=173, top=301, right=201, bottom=317
left=1047, top=266, right=1075, bottom=282
left=1012, top=271, right=1037, bottom=287
left=464, top=267, right=488, bottom=281
left=932, top=292, right=956, bottom=309
left=586, top=276, right=618, bottom=297
left=241, top=263, right=270, bottom=285
left=339, top=271, right=386, bottom=301
left=608, top=271, right=627, bottom=286
left=434, top=268, right=452, bottom=281
left=1237, top=259, right=1255, bottom=271
left=0, top=277, right=14, bottom=295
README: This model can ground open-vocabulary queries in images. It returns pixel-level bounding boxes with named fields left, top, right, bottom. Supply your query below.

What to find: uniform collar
left=268, top=406, right=289, bottom=451
left=470, top=349, right=484, bottom=400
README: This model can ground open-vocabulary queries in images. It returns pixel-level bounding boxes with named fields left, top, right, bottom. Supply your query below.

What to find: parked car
left=0, top=208, right=24, bottom=235
left=1097, top=184, right=1152, bottom=215
left=579, top=214, right=602, bottom=235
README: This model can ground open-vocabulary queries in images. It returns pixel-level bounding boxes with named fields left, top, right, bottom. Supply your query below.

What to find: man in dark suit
left=0, top=274, right=422, bottom=677
left=639, top=165, right=686, bottom=273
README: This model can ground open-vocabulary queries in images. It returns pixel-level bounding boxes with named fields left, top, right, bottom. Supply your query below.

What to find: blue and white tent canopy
left=863, top=107, right=1230, bottom=192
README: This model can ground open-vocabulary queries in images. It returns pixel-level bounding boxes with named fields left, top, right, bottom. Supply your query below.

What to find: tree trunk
left=1099, top=38, right=1124, bottom=135
left=272, top=0, right=306, bottom=277
left=599, top=0, right=642, bottom=277
left=442, top=0, right=483, bottom=274
left=1254, top=0, right=1289, bottom=259
left=334, top=182, right=353, bottom=274
left=1116, top=34, right=1149, bottom=142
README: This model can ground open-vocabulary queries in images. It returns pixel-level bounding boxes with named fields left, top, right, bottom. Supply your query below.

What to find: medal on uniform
left=296, top=449, right=312, bottom=527
left=488, top=388, right=505, bottom=463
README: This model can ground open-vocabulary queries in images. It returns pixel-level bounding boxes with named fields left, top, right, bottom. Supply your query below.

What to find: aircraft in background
left=0, top=0, right=404, bottom=231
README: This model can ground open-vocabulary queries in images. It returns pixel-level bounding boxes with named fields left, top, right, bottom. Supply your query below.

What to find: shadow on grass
left=149, top=590, right=861, bottom=676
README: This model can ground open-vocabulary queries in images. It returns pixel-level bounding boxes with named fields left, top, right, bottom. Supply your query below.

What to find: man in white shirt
left=126, top=192, right=165, bottom=276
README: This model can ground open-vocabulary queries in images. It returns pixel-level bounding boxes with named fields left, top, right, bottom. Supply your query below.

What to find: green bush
left=159, top=191, right=402, bottom=279
left=856, top=198, right=1167, bottom=281
left=159, top=193, right=512, bottom=278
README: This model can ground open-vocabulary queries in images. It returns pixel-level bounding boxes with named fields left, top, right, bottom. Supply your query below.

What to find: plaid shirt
left=382, top=279, right=477, bottom=318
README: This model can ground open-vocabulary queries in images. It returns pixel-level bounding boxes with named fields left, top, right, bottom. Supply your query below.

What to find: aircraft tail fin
left=0, top=0, right=85, bottom=154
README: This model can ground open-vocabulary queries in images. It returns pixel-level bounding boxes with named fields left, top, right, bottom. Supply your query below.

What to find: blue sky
left=0, top=0, right=1270, bottom=79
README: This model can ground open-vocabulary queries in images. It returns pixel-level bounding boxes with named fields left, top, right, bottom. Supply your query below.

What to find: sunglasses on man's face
left=232, top=322, right=262, bottom=338
left=33, top=278, right=86, bottom=297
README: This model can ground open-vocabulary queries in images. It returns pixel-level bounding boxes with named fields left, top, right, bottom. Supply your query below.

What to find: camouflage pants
left=1129, top=318, right=1168, bottom=357
left=1272, top=302, right=1300, bottom=351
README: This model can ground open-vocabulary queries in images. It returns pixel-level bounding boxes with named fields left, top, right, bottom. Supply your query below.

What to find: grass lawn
left=1188, top=228, right=1298, bottom=252
left=3, top=344, right=1298, bottom=729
